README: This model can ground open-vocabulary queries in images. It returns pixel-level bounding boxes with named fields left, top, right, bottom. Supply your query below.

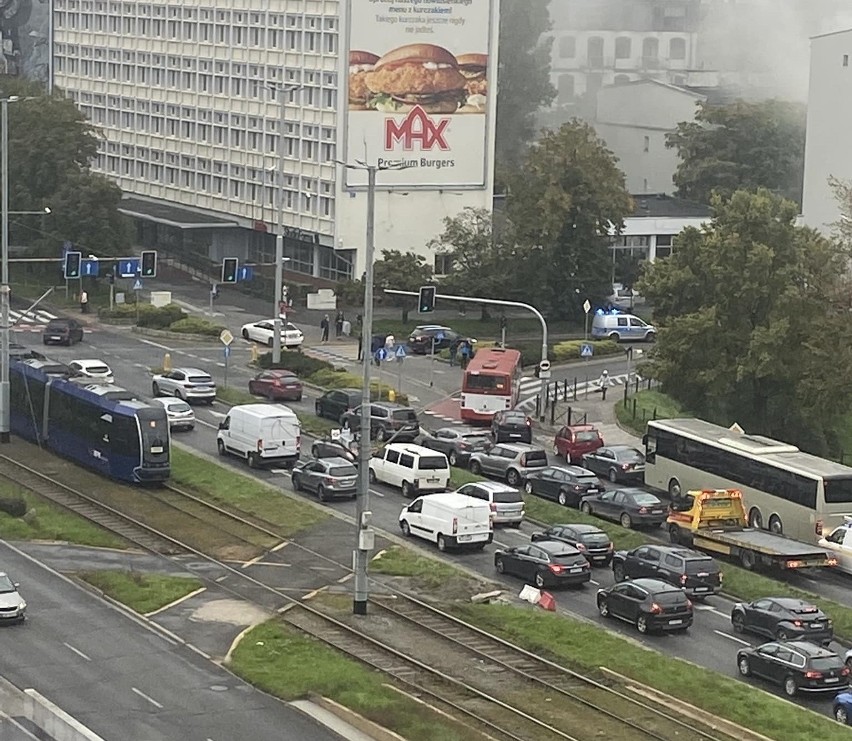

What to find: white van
left=216, top=403, right=300, bottom=469
left=369, top=443, right=450, bottom=497
left=399, top=493, right=493, bottom=552
left=591, top=311, right=656, bottom=342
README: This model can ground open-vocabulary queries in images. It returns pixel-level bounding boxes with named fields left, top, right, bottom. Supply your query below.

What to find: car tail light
left=324, top=477, right=335, bottom=486
left=607, top=542, right=614, bottom=550
left=804, top=670, right=823, bottom=679
left=573, top=485, right=583, bottom=492
left=519, top=454, right=527, bottom=466
left=296, top=435, right=301, bottom=451
left=719, top=571, right=724, bottom=582
left=490, top=502, right=497, bottom=511
left=548, top=564, right=564, bottom=574
left=815, top=519, right=823, bottom=536
left=526, top=418, right=531, bottom=426
left=649, top=602, right=663, bottom=614
left=842, top=667, right=850, bottom=676
left=622, top=463, right=631, bottom=470
left=680, top=574, right=688, bottom=585
left=638, top=506, right=648, bottom=514
left=792, top=620, right=803, bottom=627
left=452, top=517, right=458, bottom=535
left=257, top=439, right=263, bottom=451
left=686, top=599, right=693, bottom=610
left=489, top=515, right=495, bottom=528
left=273, top=379, right=282, bottom=386
left=575, top=542, right=587, bottom=551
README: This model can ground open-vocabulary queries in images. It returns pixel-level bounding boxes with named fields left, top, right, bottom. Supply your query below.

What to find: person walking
left=335, top=310, right=344, bottom=338
left=320, top=314, right=330, bottom=343
left=448, top=337, right=459, bottom=367
left=598, top=369, right=611, bottom=401
left=459, top=340, right=472, bottom=370
left=80, top=290, right=89, bottom=314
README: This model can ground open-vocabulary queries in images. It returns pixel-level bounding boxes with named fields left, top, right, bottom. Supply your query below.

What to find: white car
left=69, top=359, right=114, bottom=384
left=819, top=516, right=852, bottom=575
left=0, top=572, right=25, bottom=623
left=241, top=320, right=304, bottom=349
left=150, top=397, right=196, bottom=431
left=152, top=367, right=216, bottom=403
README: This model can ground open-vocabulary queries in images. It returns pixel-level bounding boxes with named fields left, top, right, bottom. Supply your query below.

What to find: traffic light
left=64, top=251, right=81, bottom=279
left=418, top=285, right=436, bottom=314
left=221, top=257, right=239, bottom=284
left=140, top=250, right=157, bottom=278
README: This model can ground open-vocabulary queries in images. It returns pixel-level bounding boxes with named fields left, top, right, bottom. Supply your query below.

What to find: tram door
left=92, top=412, right=112, bottom=476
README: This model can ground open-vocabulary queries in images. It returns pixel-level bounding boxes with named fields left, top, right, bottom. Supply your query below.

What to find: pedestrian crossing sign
left=580, top=343, right=593, bottom=358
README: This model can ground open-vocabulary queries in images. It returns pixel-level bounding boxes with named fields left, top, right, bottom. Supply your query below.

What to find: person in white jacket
left=598, top=369, right=611, bottom=400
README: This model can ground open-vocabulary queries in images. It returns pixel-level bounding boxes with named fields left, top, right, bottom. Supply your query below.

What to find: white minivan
left=369, top=443, right=450, bottom=497
left=399, top=492, right=493, bottom=552
left=216, top=403, right=300, bottom=469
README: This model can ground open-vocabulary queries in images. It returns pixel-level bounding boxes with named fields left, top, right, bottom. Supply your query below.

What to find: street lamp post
left=0, top=97, right=10, bottom=442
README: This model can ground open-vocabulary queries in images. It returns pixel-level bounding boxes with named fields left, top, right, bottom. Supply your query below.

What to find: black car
left=737, top=640, right=849, bottom=697
left=42, top=317, right=84, bottom=346
left=291, top=457, right=358, bottom=501
left=420, top=427, right=492, bottom=467
left=531, top=524, right=614, bottom=566
left=731, top=597, right=834, bottom=645
left=494, top=541, right=591, bottom=588
left=407, top=325, right=461, bottom=354
left=596, top=577, right=693, bottom=634
left=315, top=388, right=361, bottom=422
left=311, top=437, right=358, bottom=464
left=582, top=445, right=645, bottom=483
left=612, top=545, right=722, bottom=598
left=491, top=410, right=533, bottom=444
left=341, top=402, right=420, bottom=442
left=523, top=465, right=602, bottom=507
left=580, top=488, right=667, bottom=529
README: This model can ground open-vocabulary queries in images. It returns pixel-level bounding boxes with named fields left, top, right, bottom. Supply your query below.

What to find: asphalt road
left=11, top=322, right=851, bottom=719
left=0, top=541, right=342, bottom=741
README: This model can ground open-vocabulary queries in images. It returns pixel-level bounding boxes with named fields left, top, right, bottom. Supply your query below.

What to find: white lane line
left=271, top=541, right=289, bottom=552
left=132, top=687, right=163, bottom=709
left=133, top=363, right=148, bottom=369
left=196, top=419, right=218, bottom=430
left=241, top=554, right=266, bottom=569
left=200, top=357, right=213, bottom=363
left=589, top=579, right=600, bottom=586
left=145, top=587, right=207, bottom=617
left=713, top=629, right=750, bottom=646
left=63, top=642, right=91, bottom=661
left=140, top=339, right=172, bottom=351
left=216, top=362, right=225, bottom=367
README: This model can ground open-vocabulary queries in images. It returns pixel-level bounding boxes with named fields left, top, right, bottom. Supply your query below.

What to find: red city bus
left=460, top=347, right=523, bottom=423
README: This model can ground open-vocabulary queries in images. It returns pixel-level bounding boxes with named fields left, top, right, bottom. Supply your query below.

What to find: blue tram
left=10, top=359, right=170, bottom=483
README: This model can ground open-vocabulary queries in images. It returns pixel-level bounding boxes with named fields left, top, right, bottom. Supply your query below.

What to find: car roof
left=609, top=445, right=641, bottom=453
left=46, top=317, right=74, bottom=325
left=71, top=358, right=109, bottom=366
left=536, top=541, right=582, bottom=555
left=655, top=545, right=711, bottom=560
left=567, top=424, right=598, bottom=432
left=612, top=487, right=653, bottom=496
left=469, top=481, right=517, bottom=492
left=151, top=397, right=191, bottom=407
left=317, top=456, right=355, bottom=466
left=172, top=367, right=211, bottom=375
left=783, top=641, right=837, bottom=657
left=498, top=443, right=541, bottom=452
left=555, top=523, right=605, bottom=535
left=370, top=401, right=413, bottom=410
left=628, top=578, right=684, bottom=594
left=551, top=465, right=596, bottom=476
left=412, top=325, right=452, bottom=332
left=768, top=597, right=819, bottom=610
left=500, top=410, right=528, bottom=418
left=263, top=368, right=298, bottom=376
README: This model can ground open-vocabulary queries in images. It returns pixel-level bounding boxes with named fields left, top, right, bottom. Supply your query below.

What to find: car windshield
left=392, top=410, right=418, bottom=422
left=502, top=413, right=527, bottom=424
left=188, top=375, right=212, bottom=384
left=169, top=402, right=192, bottom=413
left=576, top=474, right=599, bottom=485
left=654, top=590, right=687, bottom=606
left=615, top=448, right=645, bottom=463
left=575, top=431, right=599, bottom=442
left=0, top=575, right=15, bottom=593
left=811, top=657, right=843, bottom=671
left=46, top=321, right=68, bottom=330
left=524, top=450, right=548, bottom=463
left=685, top=560, right=718, bottom=575
left=632, top=493, right=661, bottom=506
left=461, top=434, right=490, bottom=444
left=279, top=375, right=299, bottom=383
left=493, top=490, right=522, bottom=503
left=85, top=365, right=110, bottom=374
left=581, top=533, right=610, bottom=546
left=329, top=465, right=357, bottom=476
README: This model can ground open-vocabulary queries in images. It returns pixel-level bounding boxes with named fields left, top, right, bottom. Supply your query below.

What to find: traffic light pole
left=0, top=98, right=9, bottom=442
left=384, top=290, right=550, bottom=421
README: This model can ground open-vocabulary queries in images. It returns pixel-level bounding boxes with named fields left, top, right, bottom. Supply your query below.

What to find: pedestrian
left=385, top=334, right=395, bottom=351
left=80, top=290, right=88, bottom=314
left=335, top=310, right=344, bottom=338
left=448, top=337, right=459, bottom=367
left=459, top=340, right=472, bottom=370
left=357, top=333, right=363, bottom=361
left=320, top=314, right=330, bottom=343
left=598, top=369, right=611, bottom=401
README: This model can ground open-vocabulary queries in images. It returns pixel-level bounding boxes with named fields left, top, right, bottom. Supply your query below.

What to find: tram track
left=0, top=452, right=743, bottom=741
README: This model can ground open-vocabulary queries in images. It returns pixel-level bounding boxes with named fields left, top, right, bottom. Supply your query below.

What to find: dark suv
left=341, top=402, right=420, bottom=442
left=731, top=597, right=833, bottom=645
left=491, top=410, right=532, bottom=443
left=612, top=544, right=722, bottom=598
left=42, top=318, right=84, bottom=346
left=315, top=388, right=361, bottom=422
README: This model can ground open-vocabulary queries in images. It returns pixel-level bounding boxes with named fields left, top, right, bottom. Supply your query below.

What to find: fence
left=533, top=374, right=659, bottom=426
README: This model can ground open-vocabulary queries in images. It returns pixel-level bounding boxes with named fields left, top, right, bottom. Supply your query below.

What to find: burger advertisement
left=345, top=0, right=495, bottom=188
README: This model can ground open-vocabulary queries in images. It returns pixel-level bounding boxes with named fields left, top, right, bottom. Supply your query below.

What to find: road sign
left=375, top=347, right=388, bottom=362
left=580, top=343, right=593, bottom=358
left=539, top=360, right=551, bottom=372
left=81, top=258, right=99, bottom=277
left=395, top=345, right=406, bottom=363
left=132, top=278, right=143, bottom=291
left=118, top=258, right=141, bottom=278
left=219, top=329, right=234, bottom=346
left=583, top=299, right=591, bottom=314
left=435, top=331, right=445, bottom=342
left=237, top=265, right=254, bottom=282
left=223, top=345, right=231, bottom=359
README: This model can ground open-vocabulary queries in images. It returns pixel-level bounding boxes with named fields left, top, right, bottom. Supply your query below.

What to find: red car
left=248, top=369, right=303, bottom=401
left=554, top=424, right=604, bottom=464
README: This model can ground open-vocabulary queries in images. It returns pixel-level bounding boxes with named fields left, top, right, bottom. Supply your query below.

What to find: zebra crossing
left=516, top=372, right=632, bottom=410
left=9, top=308, right=61, bottom=332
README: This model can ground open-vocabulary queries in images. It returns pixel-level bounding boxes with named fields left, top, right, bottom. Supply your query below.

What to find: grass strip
left=0, top=489, right=127, bottom=549
left=77, top=570, right=202, bottom=614
left=170, top=448, right=328, bottom=537
left=229, top=619, right=477, bottom=741
left=372, top=545, right=467, bottom=590
left=452, top=603, right=846, bottom=741
left=615, top=389, right=690, bottom=437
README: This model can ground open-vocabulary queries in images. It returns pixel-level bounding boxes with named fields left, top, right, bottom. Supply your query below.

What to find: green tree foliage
left=639, top=189, right=852, bottom=455
left=373, top=250, right=433, bottom=322
left=507, top=120, right=633, bottom=319
left=666, top=99, right=806, bottom=206
left=495, top=0, right=555, bottom=173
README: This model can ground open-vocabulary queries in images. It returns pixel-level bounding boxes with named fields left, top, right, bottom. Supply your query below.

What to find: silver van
left=591, top=311, right=656, bottom=342
left=468, top=443, right=548, bottom=486
left=455, top=481, right=525, bottom=526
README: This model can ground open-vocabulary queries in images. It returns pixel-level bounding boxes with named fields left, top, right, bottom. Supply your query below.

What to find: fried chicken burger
left=364, top=44, right=467, bottom=114
left=456, top=53, right=488, bottom=97
left=349, top=50, right=380, bottom=110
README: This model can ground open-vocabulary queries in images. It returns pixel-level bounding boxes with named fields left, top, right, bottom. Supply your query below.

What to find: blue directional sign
left=118, top=258, right=140, bottom=278
left=81, top=258, right=100, bottom=277
left=223, top=345, right=231, bottom=359
left=580, top=343, right=594, bottom=358
left=375, top=347, right=388, bottom=362
left=236, top=265, right=254, bottom=282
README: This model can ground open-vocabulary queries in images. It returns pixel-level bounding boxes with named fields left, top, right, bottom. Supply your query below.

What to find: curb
left=308, top=696, right=407, bottom=741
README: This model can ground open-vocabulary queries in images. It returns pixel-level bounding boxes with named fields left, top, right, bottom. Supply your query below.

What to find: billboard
left=344, top=0, right=495, bottom=188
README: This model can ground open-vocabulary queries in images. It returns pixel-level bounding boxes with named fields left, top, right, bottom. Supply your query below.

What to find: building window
left=643, top=38, right=659, bottom=67
left=643, top=135, right=650, bottom=153
left=558, top=74, right=575, bottom=100
left=559, top=36, right=575, bottom=58
left=845, top=54, right=849, bottom=67
left=669, top=38, right=686, bottom=61
left=615, top=37, right=631, bottom=60
left=587, top=37, right=604, bottom=68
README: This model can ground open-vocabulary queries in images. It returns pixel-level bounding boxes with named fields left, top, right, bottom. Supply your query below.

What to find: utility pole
left=0, top=98, right=9, bottom=442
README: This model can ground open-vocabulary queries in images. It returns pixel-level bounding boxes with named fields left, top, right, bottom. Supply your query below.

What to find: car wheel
left=247, top=453, right=260, bottom=469
left=835, top=706, right=849, bottom=725
left=496, top=558, right=505, bottom=574
left=437, top=534, right=448, bottom=552
left=608, top=332, right=620, bottom=342
left=291, top=474, right=301, bottom=491
left=317, top=485, right=328, bottom=502
left=376, top=427, right=388, bottom=442
left=597, top=597, right=610, bottom=618
left=557, top=490, right=568, bottom=507
left=768, top=515, right=783, bottom=535
left=401, top=481, right=414, bottom=499
left=470, top=460, right=482, bottom=475
left=613, top=563, right=625, bottom=582
left=368, top=469, right=377, bottom=484
left=534, top=571, right=546, bottom=588
left=506, top=469, right=521, bottom=486
left=177, top=389, right=187, bottom=401
left=448, top=451, right=458, bottom=467
left=217, top=440, right=226, bottom=456
left=776, top=628, right=790, bottom=641
left=242, top=329, right=250, bottom=339
left=524, top=481, right=534, bottom=495
left=738, top=656, right=751, bottom=676
left=783, top=676, right=798, bottom=697
left=636, top=615, right=649, bottom=634
left=645, top=331, right=656, bottom=342
left=152, top=382, right=161, bottom=396
left=608, top=468, right=619, bottom=483
left=731, top=613, right=745, bottom=633
left=401, top=520, right=411, bottom=537
left=620, top=512, right=633, bottom=529
left=580, top=501, right=592, bottom=514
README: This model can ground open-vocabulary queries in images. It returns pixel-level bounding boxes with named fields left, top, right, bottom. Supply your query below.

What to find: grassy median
left=78, top=570, right=202, bottom=614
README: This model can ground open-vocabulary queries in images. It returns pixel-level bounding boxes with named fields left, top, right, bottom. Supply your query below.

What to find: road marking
left=713, top=629, right=750, bottom=646
left=589, top=579, right=600, bottom=586
left=271, top=541, right=289, bottom=552
left=269, top=468, right=291, bottom=475
left=216, top=362, right=225, bottom=367
left=145, top=586, right=207, bottom=617
left=63, top=642, right=91, bottom=661
left=139, top=339, right=172, bottom=351
left=200, top=357, right=213, bottom=363
left=196, top=419, right=218, bottom=430
left=241, top=554, right=266, bottom=569
left=132, top=687, right=163, bottom=709
left=208, top=410, right=227, bottom=419
left=694, top=604, right=726, bottom=615
left=337, top=573, right=353, bottom=583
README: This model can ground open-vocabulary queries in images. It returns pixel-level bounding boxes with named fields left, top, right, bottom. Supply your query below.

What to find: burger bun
left=350, top=50, right=380, bottom=66
left=455, top=53, right=488, bottom=70
left=375, top=43, right=459, bottom=70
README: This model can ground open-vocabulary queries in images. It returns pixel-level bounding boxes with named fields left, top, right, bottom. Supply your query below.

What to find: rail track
left=0, top=452, right=742, bottom=741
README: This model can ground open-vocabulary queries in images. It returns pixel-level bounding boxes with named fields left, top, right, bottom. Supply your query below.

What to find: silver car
left=150, top=397, right=196, bottom=431
left=0, top=573, right=26, bottom=623
left=468, top=443, right=549, bottom=487
left=152, top=367, right=217, bottom=403
left=291, top=457, right=358, bottom=501
left=456, top=481, right=525, bottom=526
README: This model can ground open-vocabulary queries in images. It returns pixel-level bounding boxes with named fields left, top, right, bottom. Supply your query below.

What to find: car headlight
left=19, top=601, right=26, bottom=610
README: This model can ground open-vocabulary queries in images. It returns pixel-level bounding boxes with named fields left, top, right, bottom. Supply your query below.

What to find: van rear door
left=454, top=502, right=492, bottom=544
left=260, top=415, right=300, bottom=459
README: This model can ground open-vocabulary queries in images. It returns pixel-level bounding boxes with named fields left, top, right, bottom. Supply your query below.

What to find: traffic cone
left=538, top=591, right=557, bottom=612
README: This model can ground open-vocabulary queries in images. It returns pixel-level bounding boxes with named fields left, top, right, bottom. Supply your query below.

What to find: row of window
left=558, top=35, right=687, bottom=63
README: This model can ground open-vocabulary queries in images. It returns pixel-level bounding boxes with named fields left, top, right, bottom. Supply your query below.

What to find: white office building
left=52, top=0, right=498, bottom=286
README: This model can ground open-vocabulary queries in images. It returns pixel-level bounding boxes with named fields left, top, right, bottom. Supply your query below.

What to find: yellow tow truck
left=667, top=488, right=838, bottom=571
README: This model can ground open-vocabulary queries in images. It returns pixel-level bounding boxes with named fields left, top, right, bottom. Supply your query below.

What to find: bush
left=257, top=351, right=332, bottom=376
left=136, top=304, right=187, bottom=329
left=552, top=339, right=620, bottom=361
left=0, top=496, right=27, bottom=517
left=168, top=317, right=226, bottom=337
left=308, top=368, right=363, bottom=389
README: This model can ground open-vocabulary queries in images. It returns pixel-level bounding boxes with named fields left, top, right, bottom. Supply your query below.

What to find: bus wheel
left=768, top=515, right=783, bottom=535
left=748, top=508, right=763, bottom=530
left=740, top=549, right=757, bottom=571
left=668, top=478, right=682, bottom=498
left=668, top=524, right=682, bottom=544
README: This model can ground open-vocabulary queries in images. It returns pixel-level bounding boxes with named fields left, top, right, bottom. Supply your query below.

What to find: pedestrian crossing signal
left=418, top=285, right=436, bottom=314
left=64, top=251, right=81, bottom=279
left=221, top=257, right=239, bottom=284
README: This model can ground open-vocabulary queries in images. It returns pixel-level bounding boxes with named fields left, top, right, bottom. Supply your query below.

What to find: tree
left=495, top=0, right=555, bottom=173
left=507, top=120, right=633, bottom=318
left=639, top=189, right=852, bottom=455
left=373, top=250, right=433, bottom=322
left=666, top=99, right=806, bottom=206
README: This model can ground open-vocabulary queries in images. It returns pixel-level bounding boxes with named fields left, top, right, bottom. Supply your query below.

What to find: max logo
left=384, top=106, right=450, bottom=151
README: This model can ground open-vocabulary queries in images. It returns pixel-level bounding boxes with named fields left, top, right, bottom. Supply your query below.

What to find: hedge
left=98, top=303, right=187, bottom=330
left=168, top=317, right=227, bottom=337
left=438, top=339, right=622, bottom=367
left=257, top=350, right=332, bottom=376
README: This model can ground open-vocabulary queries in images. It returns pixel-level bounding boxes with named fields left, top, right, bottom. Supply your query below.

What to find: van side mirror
left=218, top=422, right=225, bottom=430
